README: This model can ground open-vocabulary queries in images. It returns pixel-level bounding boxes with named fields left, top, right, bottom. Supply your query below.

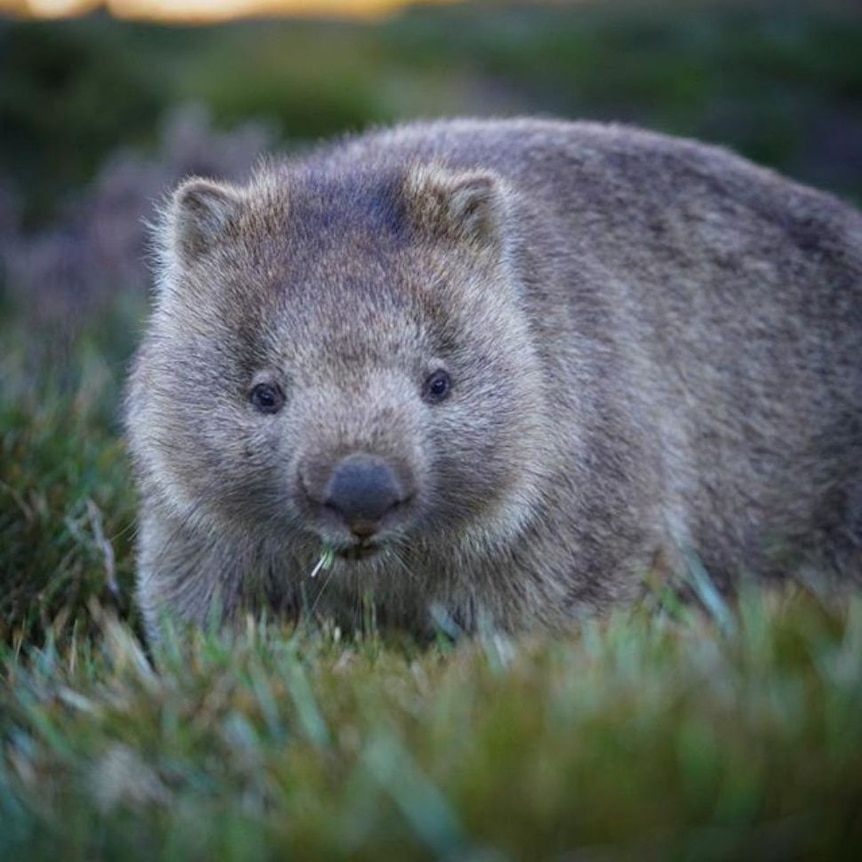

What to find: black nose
left=323, top=453, right=405, bottom=535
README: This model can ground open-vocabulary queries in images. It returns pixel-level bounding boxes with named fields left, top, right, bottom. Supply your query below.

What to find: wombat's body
left=126, top=119, right=862, bottom=640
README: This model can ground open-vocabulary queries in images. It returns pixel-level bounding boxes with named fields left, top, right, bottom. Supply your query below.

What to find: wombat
left=126, top=118, right=862, bottom=641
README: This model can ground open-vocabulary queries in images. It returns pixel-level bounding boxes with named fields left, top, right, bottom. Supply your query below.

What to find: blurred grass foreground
left=1, top=0, right=862, bottom=858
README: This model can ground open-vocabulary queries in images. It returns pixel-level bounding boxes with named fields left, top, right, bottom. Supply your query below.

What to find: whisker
left=387, top=540, right=418, bottom=585
left=306, top=559, right=339, bottom=621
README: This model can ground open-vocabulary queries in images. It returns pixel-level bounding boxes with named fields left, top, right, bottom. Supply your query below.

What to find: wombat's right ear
left=166, top=178, right=244, bottom=264
left=403, top=164, right=509, bottom=251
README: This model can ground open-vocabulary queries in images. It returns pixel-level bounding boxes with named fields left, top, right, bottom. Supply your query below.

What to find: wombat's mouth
left=336, top=542, right=381, bottom=562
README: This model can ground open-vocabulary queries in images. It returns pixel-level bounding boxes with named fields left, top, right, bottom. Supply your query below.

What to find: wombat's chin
left=334, top=540, right=382, bottom=562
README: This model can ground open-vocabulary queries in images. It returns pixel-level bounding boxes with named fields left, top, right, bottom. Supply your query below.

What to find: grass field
left=2, top=319, right=862, bottom=859
left=4, top=595, right=862, bottom=860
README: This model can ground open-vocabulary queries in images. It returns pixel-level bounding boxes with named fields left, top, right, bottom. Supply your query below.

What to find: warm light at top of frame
left=9, top=0, right=460, bottom=22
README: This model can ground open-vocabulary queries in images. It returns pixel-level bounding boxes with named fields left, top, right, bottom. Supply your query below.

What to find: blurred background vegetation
left=1, top=0, right=861, bottom=641
left=4, top=0, right=862, bottom=219
left=2, top=0, right=861, bottom=338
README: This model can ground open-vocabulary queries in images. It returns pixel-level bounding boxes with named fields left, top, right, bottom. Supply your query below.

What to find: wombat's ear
left=167, top=178, right=244, bottom=264
left=404, top=165, right=508, bottom=249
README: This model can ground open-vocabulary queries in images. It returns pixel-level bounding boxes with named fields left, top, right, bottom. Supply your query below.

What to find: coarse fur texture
left=126, top=118, right=862, bottom=642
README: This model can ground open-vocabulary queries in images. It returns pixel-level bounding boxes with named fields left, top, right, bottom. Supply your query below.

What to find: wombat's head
left=127, top=160, right=549, bottom=573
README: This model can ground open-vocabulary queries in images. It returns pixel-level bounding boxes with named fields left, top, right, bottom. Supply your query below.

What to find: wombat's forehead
left=221, top=170, right=456, bottom=356
left=252, top=296, right=426, bottom=384
left=244, top=243, right=435, bottom=364
left=233, top=171, right=422, bottom=290
left=264, top=231, right=431, bottom=321
left=252, top=166, right=407, bottom=248
left=246, top=184, right=441, bottom=299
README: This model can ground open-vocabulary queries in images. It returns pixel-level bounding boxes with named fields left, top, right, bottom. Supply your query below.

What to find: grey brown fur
left=126, top=118, right=862, bottom=640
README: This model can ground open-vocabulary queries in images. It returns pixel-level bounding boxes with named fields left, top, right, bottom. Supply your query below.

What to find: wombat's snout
left=312, top=453, right=413, bottom=539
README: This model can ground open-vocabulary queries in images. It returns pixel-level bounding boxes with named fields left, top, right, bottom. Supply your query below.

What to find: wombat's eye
left=250, top=382, right=285, bottom=414
left=423, top=369, right=451, bottom=404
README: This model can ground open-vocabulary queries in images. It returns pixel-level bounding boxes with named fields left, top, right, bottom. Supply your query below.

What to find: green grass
left=2, top=591, right=861, bottom=859
left=0, top=326, right=138, bottom=647
left=2, top=339, right=862, bottom=859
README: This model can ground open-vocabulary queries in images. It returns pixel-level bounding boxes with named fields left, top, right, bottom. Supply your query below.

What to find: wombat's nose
left=323, top=453, right=406, bottom=535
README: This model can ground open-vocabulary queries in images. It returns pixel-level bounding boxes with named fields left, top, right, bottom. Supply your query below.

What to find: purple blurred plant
left=1, top=105, right=274, bottom=341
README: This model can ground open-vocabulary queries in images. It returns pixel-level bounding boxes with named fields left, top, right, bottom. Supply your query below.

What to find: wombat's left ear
left=404, top=165, right=509, bottom=250
left=167, top=178, right=244, bottom=264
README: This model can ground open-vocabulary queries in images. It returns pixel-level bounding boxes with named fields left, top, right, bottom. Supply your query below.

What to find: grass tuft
left=309, top=545, right=337, bottom=579
left=1, top=593, right=860, bottom=859
left=0, top=353, right=138, bottom=647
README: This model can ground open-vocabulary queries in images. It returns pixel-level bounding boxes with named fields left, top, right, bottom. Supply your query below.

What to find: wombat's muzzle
left=313, top=452, right=413, bottom=540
